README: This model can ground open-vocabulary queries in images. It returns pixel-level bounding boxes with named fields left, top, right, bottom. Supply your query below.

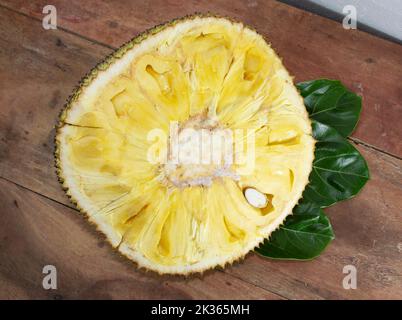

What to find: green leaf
left=255, top=201, right=334, bottom=260
left=297, top=79, right=362, bottom=137
left=303, top=120, right=370, bottom=207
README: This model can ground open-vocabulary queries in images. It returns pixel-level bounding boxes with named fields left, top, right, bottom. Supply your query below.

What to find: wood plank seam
left=349, top=137, right=402, bottom=161
left=218, top=270, right=290, bottom=300
left=0, top=176, right=76, bottom=211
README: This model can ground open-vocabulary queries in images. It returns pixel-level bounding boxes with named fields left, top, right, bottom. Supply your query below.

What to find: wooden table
left=0, top=0, right=401, bottom=299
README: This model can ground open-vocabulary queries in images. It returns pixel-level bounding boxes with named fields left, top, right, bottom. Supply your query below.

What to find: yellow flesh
left=57, top=17, right=315, bottom=274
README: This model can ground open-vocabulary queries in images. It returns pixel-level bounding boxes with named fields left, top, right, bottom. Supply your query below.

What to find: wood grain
left=0, top=178, right=282, bottom=300
left=0, top=3, right=401, bottom=299
left=2, top=0, right=402, bottom=157
left=0, top=6, right=112, bottom=205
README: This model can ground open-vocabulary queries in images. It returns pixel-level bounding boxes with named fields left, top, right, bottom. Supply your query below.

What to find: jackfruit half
left=55, top=15, right=315, bottom=274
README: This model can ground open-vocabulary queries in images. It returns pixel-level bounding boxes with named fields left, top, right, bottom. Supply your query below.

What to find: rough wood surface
left=2, top=0, right=402, bottom=157
left=0, top=1, right=401, bottom=299
left=0, top=6, right=112, bottom=205
left=0, top=178, right=282, bottom=300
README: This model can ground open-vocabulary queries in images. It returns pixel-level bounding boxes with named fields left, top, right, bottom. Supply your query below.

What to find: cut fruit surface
left=55, top=15, right=315, bottom=274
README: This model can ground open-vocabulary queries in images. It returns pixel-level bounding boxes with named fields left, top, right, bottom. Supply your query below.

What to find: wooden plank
left=1, top=0, right=402, bottom=157
left=0, top=178, right=282, bottom=299
left=0, top=5, right=401, bottom=299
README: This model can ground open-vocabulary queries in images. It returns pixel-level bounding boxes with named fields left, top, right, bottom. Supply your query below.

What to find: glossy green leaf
left=303, top=120, right=370, bottom=207
left=255, top=201, right=334, bottom=260
left=297, top=79, right=362, bottom=137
